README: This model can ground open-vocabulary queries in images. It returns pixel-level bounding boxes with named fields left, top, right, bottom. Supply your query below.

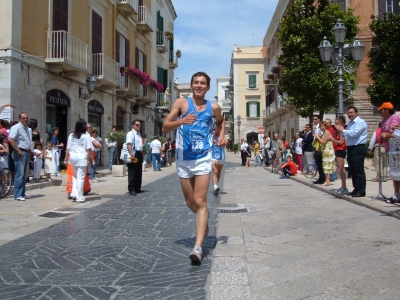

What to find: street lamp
left=79, top=74, right=97, bottom=100
left=237, top=114, right=241, bottom=143
left=318, top=19, right=365, bottom=115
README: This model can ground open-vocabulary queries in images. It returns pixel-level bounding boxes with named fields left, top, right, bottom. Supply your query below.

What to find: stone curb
left=263, top=166, right=400, bottom=221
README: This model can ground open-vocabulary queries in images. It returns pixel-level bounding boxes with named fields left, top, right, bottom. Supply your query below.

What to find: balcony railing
left=156, top=31, right=169, bottom=53
left=116, top=0, right=138, bottom=15
left=117, top=74, right=140, bottom=97
left=169, top=51, right=178, bottom=69
left=92, top=53, right=119, bottom=87
left=46, top=30, right=89, bottom=71
left=156, top=92, right=171, bottom=110
left=137, top=6, right=153, bottom=32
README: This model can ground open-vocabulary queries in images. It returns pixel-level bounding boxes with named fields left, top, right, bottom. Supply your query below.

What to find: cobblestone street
left=1, top=153, right=400, bottom=299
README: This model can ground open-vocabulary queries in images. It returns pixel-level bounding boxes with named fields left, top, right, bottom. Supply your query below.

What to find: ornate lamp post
left=79, top=74, right=97, bottom=100
left=237, top=114, right=241, bottom=144
left=318, top=20, right=365, bottom=115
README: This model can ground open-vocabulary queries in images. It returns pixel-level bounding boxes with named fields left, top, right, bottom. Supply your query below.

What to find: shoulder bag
left=120, top=132, right=136, bottom=163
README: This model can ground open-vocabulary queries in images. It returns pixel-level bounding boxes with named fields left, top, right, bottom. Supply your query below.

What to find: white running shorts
left=176, top=151, right=212, bottom=178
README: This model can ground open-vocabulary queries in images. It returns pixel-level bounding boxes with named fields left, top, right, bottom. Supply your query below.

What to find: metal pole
left=337, top=46, right=344, bottom=116
left=371, top=145, right=387, bottom=200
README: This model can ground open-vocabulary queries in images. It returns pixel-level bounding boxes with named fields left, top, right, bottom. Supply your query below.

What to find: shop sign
left=88, top=100, right=104, bottom=114
left=46, top=90, right=70, bottom=107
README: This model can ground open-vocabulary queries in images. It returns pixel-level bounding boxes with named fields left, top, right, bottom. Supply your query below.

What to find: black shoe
left=352, top=193, right=366, bottom=198
left=67, top=194, right=72, bottom=199
left=349, top=190, right=357, bottom=196
left=313, top=181, right=323, bottom=184
left=386, top=197, right=396, bottom=203
left=135, top=190, right=145, bottom=194
left=129, top=191, right=137, bottom=196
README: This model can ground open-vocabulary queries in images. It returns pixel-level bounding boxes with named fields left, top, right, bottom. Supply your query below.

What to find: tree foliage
left=277, top=0, right=360, bottom=122
left=367, top=13, right=400, bottom=109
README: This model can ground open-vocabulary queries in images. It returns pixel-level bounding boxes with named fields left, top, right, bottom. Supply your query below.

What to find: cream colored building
left=262, top=0, right=388, bottom=141
left=0, top=0, right=178, bottom=169
left=229, top=45, right=266, bottom=144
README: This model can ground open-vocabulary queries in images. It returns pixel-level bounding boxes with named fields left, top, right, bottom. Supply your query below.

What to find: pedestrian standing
left=162, top=71, right=226, bottom=264
left=368, top=122, right=385, bottom=182
left=44, top=142, right=54, bottom=182
left=105, top=126, right=117, bottom=171
left=150, top=135, right=162, bottom=171
left=33, top=143, right=43, bottom=182
left=313, top=121, right=335, bottom=186
left=264, top=134, right=271, bottom=166
left=335, top=106, right=368, bottom=197
left=8, top=112, right=33, bottom=201
left=240, top=139, right=248, bottom=166
left=302, top=124, right=313, bottom=174
left=376, top=102, right=400, bottom=203
left=211, top=127, right=225, bottom=195
left=282, top=137, right=289, bottom=163
left=64, top=119, right=93, bottom=203
left=126, top=120, right=143, bottom=196
left=89, top=128, right=101, bottom=183
left=51, top=127, right=63, bottom=177
left=331, top=116, right=349, bottom=195
left=295, top=133, right=303, bottom=172
left=312, top=115, right=326, bottom=184
left=252, top=140, right=262, bottom=167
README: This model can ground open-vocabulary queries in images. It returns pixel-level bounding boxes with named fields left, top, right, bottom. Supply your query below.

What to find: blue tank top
left=176, top=98, right=214, bottom=161
left=212, top=136, right=225, bottom=160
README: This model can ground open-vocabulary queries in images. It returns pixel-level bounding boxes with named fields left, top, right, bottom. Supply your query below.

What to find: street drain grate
left=39, top=212, right=75, bottom=218
left=217, top=208, right=249, bottom=213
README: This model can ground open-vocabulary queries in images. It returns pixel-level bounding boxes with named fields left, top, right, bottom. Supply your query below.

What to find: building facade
left=229, top=45, right=266, bottom=145
left=261, top=0, right=394, bottom=141
left=0, top=0, right=178, bottom=169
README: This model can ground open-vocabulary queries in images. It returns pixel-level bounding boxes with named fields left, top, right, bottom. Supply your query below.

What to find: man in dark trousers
left=126, top=120, right=143, bottom=196
left=240, top=139, right=248, bottom=166
left=312, top=115, right=326, bottom=184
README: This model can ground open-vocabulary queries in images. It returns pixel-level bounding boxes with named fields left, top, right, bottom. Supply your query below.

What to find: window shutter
left=135, top=47, right=139, bottom=69
left=143, top=53, right=147, bottom=73
left=257, top=102, right=260, bottom=117
left=125, top=38, right=130, bottom=66
left=116, top=31, right=120, bottom=63
left=92, top=10, right=102, bottom=54
left=157, top=66, right=163, bottom=84
left=246, top=102, right=250, bottom=117
left=163, top=69, right=168, bottom=91
left=53, top=0, right=68, bottom=31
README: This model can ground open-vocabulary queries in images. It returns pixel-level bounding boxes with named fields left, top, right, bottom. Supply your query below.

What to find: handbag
left=312, top=138, right=322, bottom=152
left=120, top=133, right=136, bottom=163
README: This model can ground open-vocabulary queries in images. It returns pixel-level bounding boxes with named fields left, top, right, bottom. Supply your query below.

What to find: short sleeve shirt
left=381, top=114, right=400, bottom=152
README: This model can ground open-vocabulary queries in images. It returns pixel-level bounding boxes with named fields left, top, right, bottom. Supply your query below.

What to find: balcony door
left=52, top=0, right=68, bottom=58
left=92, top=11, right=103, bottom=75
left=116, top=31, right=130, bottom=88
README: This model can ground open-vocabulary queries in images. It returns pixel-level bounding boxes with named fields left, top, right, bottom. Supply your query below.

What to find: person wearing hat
left=378, top=102, right=400, bottom=203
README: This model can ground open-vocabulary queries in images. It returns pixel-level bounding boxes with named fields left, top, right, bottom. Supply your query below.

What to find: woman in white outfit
left=65, top=119, right=93, bottom=203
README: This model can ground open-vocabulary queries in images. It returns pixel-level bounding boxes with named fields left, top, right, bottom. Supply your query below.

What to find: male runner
left=162, top=71, right=226, bottom=263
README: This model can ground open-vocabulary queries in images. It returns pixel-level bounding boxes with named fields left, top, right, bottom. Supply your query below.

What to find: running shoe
left=189, top=245, right=202, bottom=263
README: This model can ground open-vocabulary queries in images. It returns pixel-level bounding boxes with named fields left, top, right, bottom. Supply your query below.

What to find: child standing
left=33, top=143, right=43, bottom=182
left=44, top=142, right=55, bottom=182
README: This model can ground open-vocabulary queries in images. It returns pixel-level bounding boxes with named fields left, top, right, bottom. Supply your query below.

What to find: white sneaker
left=15, top=196, right=25, bottom=201
left=214, top=185, right=220, bottom=194
left=189, top=245, right=202, bottom=263
left=76, top=199, right=86, bottom=203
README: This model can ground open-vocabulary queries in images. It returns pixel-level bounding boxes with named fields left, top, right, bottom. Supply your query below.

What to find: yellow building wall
left=21, top=0, right=48, bottom=56
left=71, top=0, right=90, bottom=45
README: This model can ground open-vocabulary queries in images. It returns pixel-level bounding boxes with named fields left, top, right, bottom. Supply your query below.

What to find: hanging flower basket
left=120, top=66, right=164, bottom=91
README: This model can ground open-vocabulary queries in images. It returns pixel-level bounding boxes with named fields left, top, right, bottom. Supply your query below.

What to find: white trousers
left=33, top=159, right=42, bottom=179
left=71, top=165, right=86, bottom=202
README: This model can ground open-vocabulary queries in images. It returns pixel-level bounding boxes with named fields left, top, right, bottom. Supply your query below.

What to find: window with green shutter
left=246, top=101, right=260, bottom=118
left=248, top=74, right=256, bottom=89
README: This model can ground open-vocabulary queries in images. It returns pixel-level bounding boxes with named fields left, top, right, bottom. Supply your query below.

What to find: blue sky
left=172, top=0, right=279, bottom=99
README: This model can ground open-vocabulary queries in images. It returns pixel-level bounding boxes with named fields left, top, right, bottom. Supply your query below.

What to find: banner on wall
left=0, top=105, right=14, bottom=122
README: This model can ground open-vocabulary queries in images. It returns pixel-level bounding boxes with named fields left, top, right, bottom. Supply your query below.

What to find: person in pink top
left=378, top=102, right=400, bottom=203
left=0, top=119, right=9, bottom=142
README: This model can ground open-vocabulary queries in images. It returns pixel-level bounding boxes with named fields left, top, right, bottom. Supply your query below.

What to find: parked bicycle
left=0, top=167, right=12, bottom=198
left=303, top=157, right=338, bottom=180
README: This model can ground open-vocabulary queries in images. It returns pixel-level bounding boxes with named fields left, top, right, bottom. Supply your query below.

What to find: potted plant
left=176, top=49, right=182, bottom=58
left=232, top=143, right=238, bottom=154
left=165, top=31, right=173, bottom=40
left=106, top=130, right=126, bottom=165
left=163, top=100, right=170, bottom=107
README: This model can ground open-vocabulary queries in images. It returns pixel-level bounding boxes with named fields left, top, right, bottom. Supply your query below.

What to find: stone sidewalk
left=208, top=153, right=400, bottom=299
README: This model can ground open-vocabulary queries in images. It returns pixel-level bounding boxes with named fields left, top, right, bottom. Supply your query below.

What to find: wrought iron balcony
left=46, top=30, right=89, bottom=73
left=169, top=51, right=179, bottom=69
left=137, top=6, right=153, bottom=33
left=92, top=53, right=119, bottom=87
left=156, top=31, right=170, bottom=53
left=136, top=85, right=156, bottom=105
left=156, top=92, right=171, bottom=111
left=116, top=74, right=140, bottom=99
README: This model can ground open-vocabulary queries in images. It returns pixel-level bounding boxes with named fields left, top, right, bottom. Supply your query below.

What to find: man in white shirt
left=240, top=139, right=248, bottom=166
left=264, top=134, right=271, bottom=166
left=150, top=135, right=162, bottom=171
left=126, top=120, right=143, bottom=196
